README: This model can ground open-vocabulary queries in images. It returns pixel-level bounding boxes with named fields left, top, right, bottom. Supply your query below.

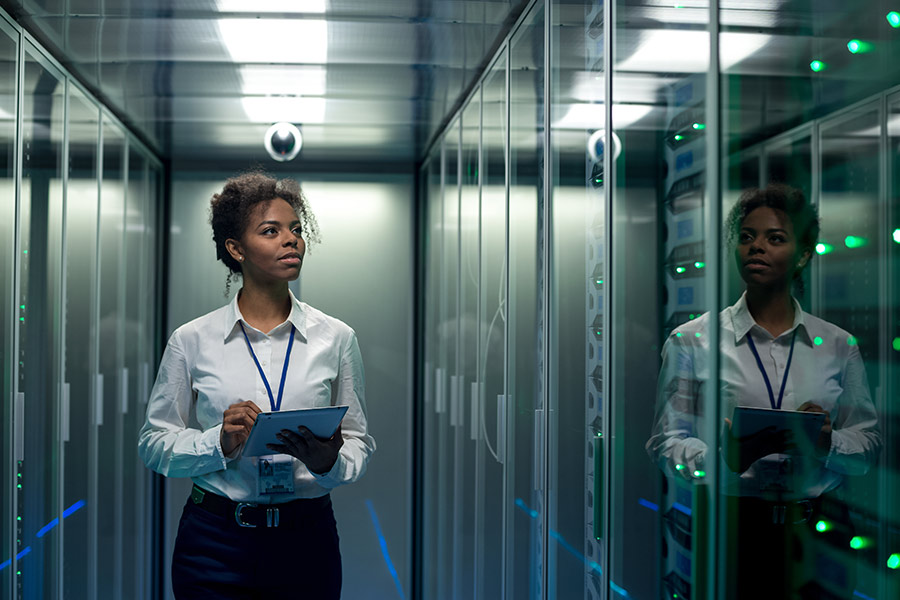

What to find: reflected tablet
left=242, top=406, right=349, bottom=457
left=730, top=406, right=825, bottom=447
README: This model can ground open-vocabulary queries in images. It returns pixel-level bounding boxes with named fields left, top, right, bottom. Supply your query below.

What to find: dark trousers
left=726, top=494, right=856, bottom=600
left=171, top=493, right=342, bottom=599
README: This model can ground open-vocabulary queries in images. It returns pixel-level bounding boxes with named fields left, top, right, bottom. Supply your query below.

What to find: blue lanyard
left=239, top=322, right=295, bottom=412
left=745, top=329, right=797, bottom=410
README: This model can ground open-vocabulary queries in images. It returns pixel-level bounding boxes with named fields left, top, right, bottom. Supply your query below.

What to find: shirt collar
left=730, top=291, right=814, bottom=345
left=223, top=289, right=308, bottom=341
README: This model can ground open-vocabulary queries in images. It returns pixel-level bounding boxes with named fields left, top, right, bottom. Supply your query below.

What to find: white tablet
left=242, top=406, right=349, bottom=457
left=730, top=406, right=825, bottom=449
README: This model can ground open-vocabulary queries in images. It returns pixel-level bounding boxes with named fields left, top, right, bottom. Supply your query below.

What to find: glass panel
left=62, top=85, right=99, bottom=600
left=616, top=2, right=711, bottom=600
left=719, top=2, right=892, bottom=598
left=123, top=146, right=147, bottom=598
left=549, top=0, right=605, bottom=597
left=477, top=52, right=506, bottom=600
left=817, top=107, right=883, bottom=600
left=18, top=45, right=65, bottom=599
left=457, top=96, right=480, bottom=598
left=97, top=118, right=125, bottom=600
left=888, top=93, right=900, bottom=600
left=422, top=149, right=442, bottom=600
left=440, top=120, right=460, bottom=599
left=0, top=22, right=14, bottom=599
left=508, top=5, right=544, bottom=597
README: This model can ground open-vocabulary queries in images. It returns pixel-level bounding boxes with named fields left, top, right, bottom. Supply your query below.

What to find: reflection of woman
left=138, top=172, right=376, bottom=599
left=647, top=184, right=880, bottom=598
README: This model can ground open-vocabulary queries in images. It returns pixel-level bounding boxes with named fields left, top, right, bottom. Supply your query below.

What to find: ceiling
left=1, top=0, right=526, bottom=168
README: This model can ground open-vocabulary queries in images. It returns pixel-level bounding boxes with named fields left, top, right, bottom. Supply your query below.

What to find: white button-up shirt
left=138, top=290, right=376, bottom=503
left=647, top=292, right=880, bottom=500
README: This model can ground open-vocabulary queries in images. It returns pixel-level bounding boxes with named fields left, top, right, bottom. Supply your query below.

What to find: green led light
left=888, top=11, right=900, bottom=27
left=19, top=317, right=23, bottom=322
left=596, top=279, right=603, bottom=285
left=16, top=571, right=20, bottom=576
left=814, top=336, right=823, bottom=346
left=17, top=483, right=21, bottom=489
left=22, top=249, right=27, bottom=254
left=17, top=516, right=21, bottom=521
left=694, top=261, right=706, bottom=269
left=844, top=235, right=869, bottom=248
left=848, top=39, right=874, bottom=54
left=689, top=314, right=695, bottom=319
left=850, top=536, right=869, bottom=550
left=815, top=242, right=834, bottom=255
left=847, top=335, right=858, bottom=346
left=675, top=463, right=685, bottom=471
left=693, top=470, right=706, bottom=478
left=892, top=337, right=900, bottom=352
left=675, top=332, right=683, bottom=338
left=810, top=60, right=826, bottom=72
left=888, top=553, right=900, bottom=569
left=892, top=228, right=900, bottom=244
left=815, top=520, right=830, bottom=532
left=695, top=332, right=702, bottom=338
left=692, top=122, right=706, bottom=130
left=676, top=266, right=686, bottom=274
left=19, top=304, right=24, bottom=310
left=674, top=134, right=684, bottom=141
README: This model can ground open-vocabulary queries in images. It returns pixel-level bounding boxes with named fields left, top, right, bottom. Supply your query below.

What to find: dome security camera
left=264, top=122, right=303, bottom=162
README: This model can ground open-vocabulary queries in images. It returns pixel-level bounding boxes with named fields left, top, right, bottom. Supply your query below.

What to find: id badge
left=257, top=455, right=295, bottom=495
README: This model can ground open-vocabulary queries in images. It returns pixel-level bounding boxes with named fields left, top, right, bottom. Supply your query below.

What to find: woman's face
left=232, top=197, right=306, bottom=284
left=735, top=206, right=808, bottom=290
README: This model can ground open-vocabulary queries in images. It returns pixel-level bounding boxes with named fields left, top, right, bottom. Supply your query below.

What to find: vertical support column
left=541, top=1, right=552, bottom=598
left=601, top=0, right=613, bottom=597
left=703, top=1, right=722, bottom=599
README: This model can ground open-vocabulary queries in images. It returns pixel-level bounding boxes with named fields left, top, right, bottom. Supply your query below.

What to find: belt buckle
left=266, top=507, right=280, bottom=528
left=235, top=502, right=257, bottom=528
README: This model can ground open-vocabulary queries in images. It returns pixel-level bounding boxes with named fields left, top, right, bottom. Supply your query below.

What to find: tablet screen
left=242, top=405, right=349, bottom=457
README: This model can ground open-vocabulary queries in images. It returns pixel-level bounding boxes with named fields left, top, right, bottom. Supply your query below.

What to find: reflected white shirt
left=646, top=292, right=880, bottom=500
left=138, top=290, right=376, bottom=503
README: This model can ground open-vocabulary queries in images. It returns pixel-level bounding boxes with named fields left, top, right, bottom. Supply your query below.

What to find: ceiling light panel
left=216, top=0, right=326, bottom=12
left=239, top=65, right=327, bottom=96
left=217, top=19, right=328, bottom=63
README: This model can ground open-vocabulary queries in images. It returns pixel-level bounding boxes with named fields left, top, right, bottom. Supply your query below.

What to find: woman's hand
left=797, top=401, right=832, bottom=457
left=220, top=401, right=262, bottom=457
left=267, top=424, right=344, bottom=475
left=722, top=417, right=795, bottom=473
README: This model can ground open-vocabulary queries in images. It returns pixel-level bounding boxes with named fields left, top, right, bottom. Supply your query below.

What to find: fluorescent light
left=241, top=96, right=326, bottom=123
left=239, top=65, right=326, bottom=96
left=218, top=19, right=327, bottom=63
left=216, top=0, right=326, bottom=13
left=554, top=103, right=653, bottom=130
left=616, top=30, right=770, bottom=73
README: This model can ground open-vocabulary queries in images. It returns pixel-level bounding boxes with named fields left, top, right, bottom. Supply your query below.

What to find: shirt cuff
left=206, top=424, right=237, bottom=466
left=309, top=454, right=345, bottom=488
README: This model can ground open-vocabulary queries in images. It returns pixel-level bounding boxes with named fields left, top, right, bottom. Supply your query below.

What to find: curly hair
left=210, top=171, right=320, bottom=290
left=725, top=183, right=819, bottom=293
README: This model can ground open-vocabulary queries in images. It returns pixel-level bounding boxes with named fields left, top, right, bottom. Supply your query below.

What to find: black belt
left=189, top=484, right=330, bottom=529
left=733, top=495, right=820, bottom=526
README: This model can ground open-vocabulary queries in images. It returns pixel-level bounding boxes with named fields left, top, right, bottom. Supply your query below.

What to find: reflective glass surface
left=0, top=19, right=14, bottom=600
left=507, top=5, right=544, bottom=597
left=62, top=84, right=99, bottom=599
left=18, top=44, right=65, bottom=599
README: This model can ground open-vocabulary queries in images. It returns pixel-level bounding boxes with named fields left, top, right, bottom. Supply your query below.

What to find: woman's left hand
left=267, top=425, right=344, bottom=475
left=797, top=401, right=832, bottom=457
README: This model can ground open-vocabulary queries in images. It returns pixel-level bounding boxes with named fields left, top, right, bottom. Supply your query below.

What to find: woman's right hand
left=723, top=418, right=795, bottom=473
left=221, top=401, right=262, bottom=457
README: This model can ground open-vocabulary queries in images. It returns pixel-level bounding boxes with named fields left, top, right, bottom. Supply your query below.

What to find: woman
left=647, top=184, right=880, bottom=598
left=139, top=172, right=375, bottom=599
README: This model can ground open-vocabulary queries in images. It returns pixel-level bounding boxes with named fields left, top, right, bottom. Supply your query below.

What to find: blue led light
left=63, top=500, right=86, bottom=518
left=36, top=518, right=59, bottom=538
left=673, top=502, right=693, bottom=517
left=365, top=500, right=406, bottom=600
left=639, top=498, right=660, bottom=512
left=15, top=547, right=31, bottom=560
